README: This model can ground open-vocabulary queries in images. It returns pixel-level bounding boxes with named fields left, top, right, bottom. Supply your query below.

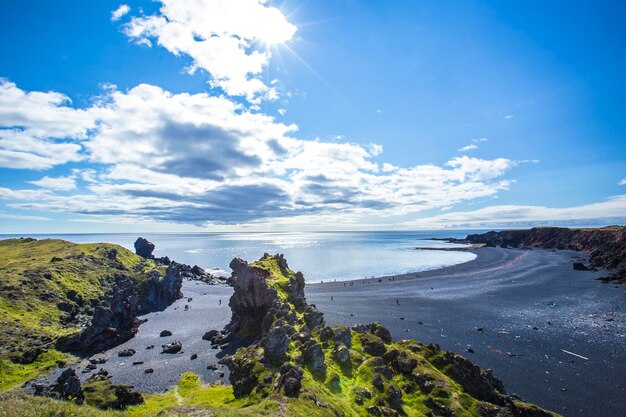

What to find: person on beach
left=219, top=299, right=221, bottom=305
left=396, top=299, right=399, bottom=305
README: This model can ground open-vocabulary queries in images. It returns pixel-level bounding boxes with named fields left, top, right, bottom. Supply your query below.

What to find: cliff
left=464, top=226, right=626, bottom=283
left=0, top=237, right=183, bottom=390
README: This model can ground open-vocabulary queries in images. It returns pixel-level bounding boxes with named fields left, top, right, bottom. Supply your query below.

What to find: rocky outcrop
left=216, top=254, right=558, bottom=417
left=464, top=226, right=626, bottom=283
left=57, top=241, right=184, bottom=354
left=224, top=256, right=281, bottom=337
left=134, top=237, right=155, bottom=259
left=57, top=274, right=143, bottom=353
left=178, top=263, right=231, bottom=285
left=140, top=263, right=184, bottom=312
left=34, top=368, right=84, bottom=404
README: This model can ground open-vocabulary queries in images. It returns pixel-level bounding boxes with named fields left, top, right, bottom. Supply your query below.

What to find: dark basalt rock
left=431, top=350, right=505, bottom=405
left=57, top=242, right=184, bottom=354
left=118, top=349, right=136, bottom=357
left=573, top=261, right=589, bottom=271
left=34, top=368, right=84, bottom=404
left=160, top=330, right=172, bottom=337
left=202, top=329, right=220, bottom=340
left=83, top=371, right=144, bottom=410
left=361, top=333, right=387, bottom=356
left=304, top=304, right=325, bottom=329
left=161, top=341, right=182, bottom=354
left=301, top=340, right=326, bottom=373
left=140, top=263, right=183, bottom=312
left=225, top=257, right=280, bottom=337
left=274, top=363, right=303, bottom=397
left=134, top=237, right=155, bottom=259
left=262, top=325, right=290, bottom=362
left=367, top=322, right=392, bottom=343
left=57, top=275, right=142, bottom=353
left=334, top=345, right=350, bottom=364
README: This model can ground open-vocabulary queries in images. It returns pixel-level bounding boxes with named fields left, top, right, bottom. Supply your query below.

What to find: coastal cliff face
left=465, top=226, right=626, bottom=283
left=214, top=254, right=559, bottom=416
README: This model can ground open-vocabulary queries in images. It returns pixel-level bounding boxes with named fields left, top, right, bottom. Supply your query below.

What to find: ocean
left=2, top=231, right=482, bottom=282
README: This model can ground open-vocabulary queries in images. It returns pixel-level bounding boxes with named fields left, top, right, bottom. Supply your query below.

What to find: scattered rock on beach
left=118, top=349, right=136, bottom=357
left=161, top=341, right=182, bottom=354
left=160, top=330, right=172, bottom=337
left=573, top=262, right=589, bottom=271
left=144, top=368, right=154, bottom=374
left=191, top=354, right=198, bottom=360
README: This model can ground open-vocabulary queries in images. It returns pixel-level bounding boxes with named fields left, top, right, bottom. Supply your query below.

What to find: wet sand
left=47, top=247, right=624, bottom=417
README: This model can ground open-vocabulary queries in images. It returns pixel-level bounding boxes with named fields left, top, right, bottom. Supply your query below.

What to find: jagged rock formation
left=134, top=237, right=231, bottom=285
left=33, top=368, right=84, bottom=404
left=218, top=253, right=559, bottom=416
left=133, top=237, right=155, bottom=259
left=34, top=368, right=143, bottom=410
left=463, top=226, right=626, bottom=283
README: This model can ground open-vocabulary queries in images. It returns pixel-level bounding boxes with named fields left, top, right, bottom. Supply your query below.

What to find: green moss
left=0, top=350, right=72, bottom=391
left=250, top=256, right=293, bottom=301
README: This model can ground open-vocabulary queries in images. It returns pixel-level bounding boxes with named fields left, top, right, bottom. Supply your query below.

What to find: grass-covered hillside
left=0, top=238, right=167, bottom=391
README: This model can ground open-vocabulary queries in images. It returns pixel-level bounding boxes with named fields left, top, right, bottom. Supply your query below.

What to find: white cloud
left=122, top=0, right=297, bottom=100
left=28, top=175, right=77, bottom=191
left=111, top=4, right=130, bottom=22
left=0, top=80, right=96, bottom=169
left=367, top=143, right=383, bottom=156
left=472, top=137, right=488, bottom=143
left=505, top=114, right=514, bottom=119
left=402, top=195, right=626, bottom=229
left=619, top=178, right=626, bottom=186
left=458, top=144, right=477, bottom=152
left=0, top=211, right=49, bottom=221
left=0, top=80, right=521, bottom=226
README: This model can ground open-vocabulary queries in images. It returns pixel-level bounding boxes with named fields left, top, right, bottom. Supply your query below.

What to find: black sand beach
left=50, top=247, right=624, bottom=417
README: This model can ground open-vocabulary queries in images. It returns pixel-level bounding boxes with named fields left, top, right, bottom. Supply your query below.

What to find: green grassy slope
left=0, top=238, right=163, bottom=390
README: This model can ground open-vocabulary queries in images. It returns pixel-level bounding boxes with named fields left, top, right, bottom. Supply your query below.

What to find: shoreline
left=307, top=247, right=625, bottom=417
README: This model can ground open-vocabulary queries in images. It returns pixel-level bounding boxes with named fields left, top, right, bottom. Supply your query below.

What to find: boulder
left=262, top=326, right=290, bottom=362
left=161, top=341, right=182, bottom=354
left=134, top=238, right=155, bottom=259
left=302, top=340, right=326, bottom=372
left=118, top=349, right=136, bottom=357
left=160, top=330, right=172, bottom=337
left=34, top=368, right=84, bottom=404
left=335, top=345, right=351, bottom=364
left=274, top=363, right=304, bottom=397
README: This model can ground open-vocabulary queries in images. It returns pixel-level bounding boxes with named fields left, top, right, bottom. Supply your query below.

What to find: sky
left=0, top=0, right=624, bottom=233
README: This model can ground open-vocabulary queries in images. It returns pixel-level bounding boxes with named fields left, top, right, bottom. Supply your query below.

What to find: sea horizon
left=1, top=230, right=483, bottom=283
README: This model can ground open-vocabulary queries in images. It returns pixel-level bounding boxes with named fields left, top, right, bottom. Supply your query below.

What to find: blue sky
left=0, top=0, right=624, bottom=232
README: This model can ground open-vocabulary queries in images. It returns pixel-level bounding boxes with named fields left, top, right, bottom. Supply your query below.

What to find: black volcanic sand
left=39, top=248, right=624, bottom=417
left=308, top=248, right=625, bottom=417
left=37, top=282, right=235, bottom=393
